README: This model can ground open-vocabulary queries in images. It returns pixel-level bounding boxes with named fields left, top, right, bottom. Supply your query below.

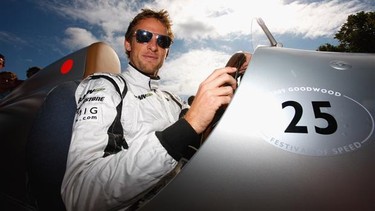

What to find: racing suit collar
left=127, top=63, right=160, bottom=91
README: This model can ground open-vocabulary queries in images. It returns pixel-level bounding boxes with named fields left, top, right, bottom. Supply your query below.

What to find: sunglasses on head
left=134, top=29, right=172, bottom=49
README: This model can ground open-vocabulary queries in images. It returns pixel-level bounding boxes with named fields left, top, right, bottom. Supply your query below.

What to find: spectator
left=26, top=66, right=42, bottom=78
left=0, top=71, right=23, bottom=99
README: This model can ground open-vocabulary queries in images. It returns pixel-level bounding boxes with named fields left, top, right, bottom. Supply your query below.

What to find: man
left=61, top=8, right=237, bottom=210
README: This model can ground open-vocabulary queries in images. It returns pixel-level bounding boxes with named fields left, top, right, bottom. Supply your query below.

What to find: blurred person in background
left=26, top=66, right=42, bottom=78
left=0, top=71, right=23, bottom=99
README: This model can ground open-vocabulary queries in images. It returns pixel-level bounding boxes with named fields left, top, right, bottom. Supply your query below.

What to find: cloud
left=43, top=0, right=375, bottom=51
left=160, top=48, right=231, bottom=96
left=62, top=27, right=99, bottom=49
left=271, top=0, right=371, bottom=38
left=43, top=0, right=137, bottom=47
left=39, top=0, right=375, bottom=96
left=0, top=31, right=27, bottom=45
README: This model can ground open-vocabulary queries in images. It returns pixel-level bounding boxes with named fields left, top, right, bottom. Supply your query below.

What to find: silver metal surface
left=141, top=47, right=375, bottom=210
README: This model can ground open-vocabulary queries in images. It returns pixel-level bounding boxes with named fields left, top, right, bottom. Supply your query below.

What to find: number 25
left=282, top=101, right=338, bottom=135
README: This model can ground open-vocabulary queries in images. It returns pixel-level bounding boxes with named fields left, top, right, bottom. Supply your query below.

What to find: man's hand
left=184, top=67, right=237, bottom=134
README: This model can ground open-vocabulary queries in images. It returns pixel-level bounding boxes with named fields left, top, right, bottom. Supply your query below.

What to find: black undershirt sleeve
left=156, top=118, right=200, bottom=161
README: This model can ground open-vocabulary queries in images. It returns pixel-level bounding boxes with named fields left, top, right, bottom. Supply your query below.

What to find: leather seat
left=26, top=42, right=121, bottom=210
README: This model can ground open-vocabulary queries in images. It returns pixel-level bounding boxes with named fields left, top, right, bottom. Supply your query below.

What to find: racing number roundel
left=259, top=86, right=374, bottom=156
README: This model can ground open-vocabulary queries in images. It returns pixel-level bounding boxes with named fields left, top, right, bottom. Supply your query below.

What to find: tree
left=317, top=43, right=342, bottom=52
left=317, top=11, right=375, bottom=53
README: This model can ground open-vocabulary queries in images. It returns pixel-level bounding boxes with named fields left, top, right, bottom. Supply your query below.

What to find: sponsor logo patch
left=78, top=88, right=105, bottom=103
left=75, top=106, right=100, bottom=122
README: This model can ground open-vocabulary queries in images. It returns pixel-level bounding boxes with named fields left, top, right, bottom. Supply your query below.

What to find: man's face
left=125, top=18, right=170, bottom=76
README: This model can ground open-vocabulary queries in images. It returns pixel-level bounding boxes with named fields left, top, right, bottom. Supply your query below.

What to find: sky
left=1, top=0, right=374, bottom=98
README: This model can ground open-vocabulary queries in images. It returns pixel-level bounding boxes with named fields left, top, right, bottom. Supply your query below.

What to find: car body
left=0, top=19, right=374, bottom=211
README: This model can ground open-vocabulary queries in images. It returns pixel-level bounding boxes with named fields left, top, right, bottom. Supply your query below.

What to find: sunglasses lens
left=135, top=30, right=172, bottom=49
left=135, top=30, right=153, bottom=43
left=157, top=36, right=172, bottom=49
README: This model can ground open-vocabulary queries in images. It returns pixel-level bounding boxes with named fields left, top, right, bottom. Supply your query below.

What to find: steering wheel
left=200, top=52, right=247, bottom=142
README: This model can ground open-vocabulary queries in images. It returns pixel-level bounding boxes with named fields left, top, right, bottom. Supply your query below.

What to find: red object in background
left=60, top=59, right=74, bottom=75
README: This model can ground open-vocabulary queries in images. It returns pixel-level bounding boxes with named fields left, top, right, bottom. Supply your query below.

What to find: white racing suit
left=61, top=64, right=199, bottom=210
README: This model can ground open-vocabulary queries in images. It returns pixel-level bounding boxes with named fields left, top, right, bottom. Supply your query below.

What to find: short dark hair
left=0, top=71, right=17, bottom=81
left=26, top=66, right=42, bottom=78
left=124, top=8, right=174, bottom=58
